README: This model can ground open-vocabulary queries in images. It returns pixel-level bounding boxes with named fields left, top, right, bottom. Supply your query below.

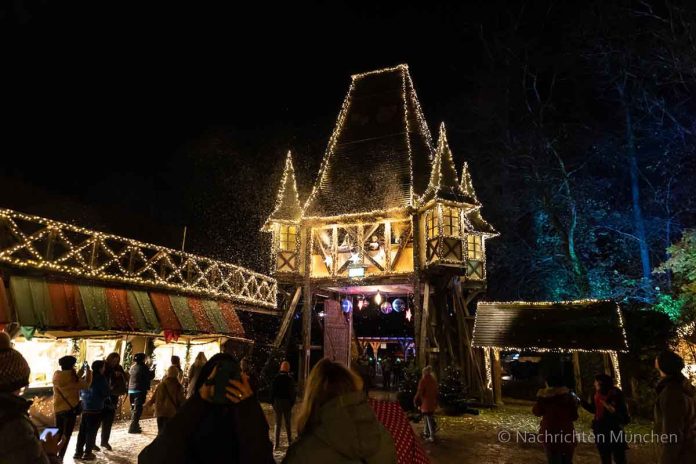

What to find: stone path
left=59, top=398, right=660, bottom=464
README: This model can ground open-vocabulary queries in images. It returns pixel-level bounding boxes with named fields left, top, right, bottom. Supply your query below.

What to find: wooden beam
left=391, top=224, right=412, bottom=269
left=313, top=230, right=333, bottom=274
left=492, top=348, right=503, bottom=405
left=572, top=351, right=583, bottom=396
left=273, top=286, right=302, bottom=348
left=418, top=281, right=431, bottom=367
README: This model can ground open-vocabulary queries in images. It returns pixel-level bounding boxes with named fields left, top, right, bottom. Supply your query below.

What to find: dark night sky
left=1, top=1, right=572, bottom=270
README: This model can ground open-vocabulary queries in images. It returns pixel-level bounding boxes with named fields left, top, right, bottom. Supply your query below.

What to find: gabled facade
left=262, top=65, right=497, bottom=285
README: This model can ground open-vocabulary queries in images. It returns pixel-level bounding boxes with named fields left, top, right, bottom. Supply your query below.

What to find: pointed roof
left=302, top=64, right=434, bottom=218
left=458, top=159, right=497, bottom=235
left=459, top=162, right=479, bottom=203
left=262, top=151, right=302, bottom=230
left=420, top=123, right=477, bottom=205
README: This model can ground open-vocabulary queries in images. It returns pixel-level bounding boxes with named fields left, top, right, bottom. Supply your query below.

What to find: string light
left=261, top=150, right=302, bottom=230
left=0, top=208, right=277, bottom=309
left=471, top=299, right=629, bottom=354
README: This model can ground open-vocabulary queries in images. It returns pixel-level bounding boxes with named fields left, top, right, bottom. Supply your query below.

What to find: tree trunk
left=624, top=101, right=652, bottom=295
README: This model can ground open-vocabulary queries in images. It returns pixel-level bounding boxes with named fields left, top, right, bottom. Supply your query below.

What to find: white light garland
left=0, top=208, right=278, bottom=309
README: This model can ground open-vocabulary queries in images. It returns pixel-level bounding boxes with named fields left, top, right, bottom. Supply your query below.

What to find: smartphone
left=212, top=358, right=242, bottom=404
left=40, top=427, right=60, bottom=441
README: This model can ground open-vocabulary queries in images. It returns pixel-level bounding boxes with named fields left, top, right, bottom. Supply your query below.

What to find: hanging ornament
left=374, top=291, right=383, bottom=305
left=341, top=298, right=353, bottom=314
left=357, top=295, right=366, bottom=310
left=392, top=298, right=405, bottom=313
left=405, top=308, right=412, bottom=321
left=380, top=301, right=393, bottom=314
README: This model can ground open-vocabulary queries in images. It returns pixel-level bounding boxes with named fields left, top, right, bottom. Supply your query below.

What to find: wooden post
left=491, top=348, right=503, bottom=405
left=300, top=227, right=313, bottom=389
left=572, top=351, right=583, bottom=397
left=273, top=287, right=302, bottom=348
left=602, top=353, right=611, bottom=375
left=418, top=281, right=431, bottom=367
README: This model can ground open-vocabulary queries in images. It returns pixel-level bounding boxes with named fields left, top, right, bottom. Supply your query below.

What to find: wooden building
left=263, top=64, right=498, bottom=392
left=472, top=300, right=629, bottom=404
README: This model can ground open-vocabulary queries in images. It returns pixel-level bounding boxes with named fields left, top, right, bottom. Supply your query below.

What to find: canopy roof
left=472, top=300, right=628, bottom=352
left=303, top=64, right=434, bottom=218
left=0, top=276, right=257, bottom=339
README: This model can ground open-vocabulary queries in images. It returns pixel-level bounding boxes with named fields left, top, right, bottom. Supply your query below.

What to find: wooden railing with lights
left=0, top=208, right=277, bottom=309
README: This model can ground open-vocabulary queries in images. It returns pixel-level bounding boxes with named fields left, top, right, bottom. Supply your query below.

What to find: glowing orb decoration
left=380, top=301, right=393, bottom=314
left=341, top=298, right=353, bottom=314
left=392, top=298, right=405, bottom=313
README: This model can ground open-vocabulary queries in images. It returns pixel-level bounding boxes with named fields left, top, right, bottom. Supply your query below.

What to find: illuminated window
left=426, top=211, right=437, bottom=238
left=279, top=225, right=297, bottom=251
left=442, top=207, right=460, bottom=236
left=467, top=234, right=483, bottom=260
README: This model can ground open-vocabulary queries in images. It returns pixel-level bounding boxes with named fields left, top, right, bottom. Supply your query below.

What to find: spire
left=459, top=162, right=479, bottom=203
left=262, top=151, right=302, bottom=231
left=420, top=123, right=474, bottom=205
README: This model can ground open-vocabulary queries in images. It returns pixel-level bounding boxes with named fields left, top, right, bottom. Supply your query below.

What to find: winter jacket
left=532, top=386, right=579, bottom=454
left=148, top=377, right=185, bottom=418
left=80, top=374, right=110, bottom=412
left=271, top=372, right=296, bottom=405
left=129, top=362, right=155, bottom=393
left=0, top=392, right=57, bottom=464
left=654, top=375, right=696, bottom=464
left=138, top=394, right=273, bottom=464
left=415, top=374, right=438, bottom=414
left=105, top=364, right=128, bottom=397
left=52, top=369, right=91, bottom=414
left=282, top=391, right=397, bottom=464
left=581, top=387, right=629, bottom=450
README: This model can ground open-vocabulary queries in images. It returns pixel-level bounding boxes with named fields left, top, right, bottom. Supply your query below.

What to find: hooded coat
left=414, top=374, right=438, bottom=414
left=532, top=386, right=579, bottom=455
left=282, top=391, right=397, bottom=464
left=654, top=375, right=696, bottom=464
left=149, top=377, right=186, bottom=418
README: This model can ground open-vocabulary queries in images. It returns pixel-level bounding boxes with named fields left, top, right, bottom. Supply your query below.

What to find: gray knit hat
left=0, top=332, right=31, bottom=392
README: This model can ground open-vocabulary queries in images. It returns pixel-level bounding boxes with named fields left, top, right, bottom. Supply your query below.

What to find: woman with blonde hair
left=283, top=358, right=396, bottom=464
left=186, top=352, right=207, bottom=399
left=414, top=366, right=438, bottom=442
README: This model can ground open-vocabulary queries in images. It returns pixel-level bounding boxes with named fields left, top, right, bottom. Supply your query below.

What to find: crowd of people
left=1, top=327, right=695, bottom=464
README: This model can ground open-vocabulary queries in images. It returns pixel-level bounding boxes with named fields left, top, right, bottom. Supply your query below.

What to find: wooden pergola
left=472, top=300, right=629, bottom=405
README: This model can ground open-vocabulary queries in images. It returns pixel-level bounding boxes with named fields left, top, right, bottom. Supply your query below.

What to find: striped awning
left=0, top=276, right=244, bottom=338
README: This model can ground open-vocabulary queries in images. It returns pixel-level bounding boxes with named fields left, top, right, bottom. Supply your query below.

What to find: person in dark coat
left=532, top=375, right=579, bottom=464
left=138, top=353, right=274, bottom=464
left=271, top=360, right=296, bottom=450
left=101, top=352, right=128, bottom=450
left=654, top=350, right=696, bottom=464
left=581, top=373, right=630, bottom=464
left=128, top=352, right=155, bottom=434
left=74, top=360, right=110, bottom=461
left=0, top=332, right=62, bottom=464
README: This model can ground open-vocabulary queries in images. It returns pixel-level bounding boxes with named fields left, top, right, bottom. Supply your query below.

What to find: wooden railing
left=0, top=208, right=277, bottom=309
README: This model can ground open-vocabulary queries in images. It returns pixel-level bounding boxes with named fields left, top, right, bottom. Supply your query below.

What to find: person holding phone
left=53, top=355, right=91, bottom=459
left=138, top=353, right=273, bottom=464
left=581, top=373, right=630, bottom=464
left=128, top=352, right=155, bottom=434
left=0, top=332, right=62, bottom=464
left=74, top=360, right=110, bottom=461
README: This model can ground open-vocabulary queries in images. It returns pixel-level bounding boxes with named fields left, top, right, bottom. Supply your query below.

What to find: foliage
left=655, top=230, right=696, bottom=324
left=396, top=363, right=421, bottom=412
left=123, top=341, right=133, bottom=372
left=438, top=366, right=468, bottom=415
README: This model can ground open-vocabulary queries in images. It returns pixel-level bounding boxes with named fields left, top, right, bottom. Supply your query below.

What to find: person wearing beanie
left=128, top=352, right=155, bottom=434
left=74, top=360, right=110, bottom=461
left=0, top=332, right=62, bottom=464
left=53, top=354, right=91, bottom=459
left=654, top=350, right=696, bottom=463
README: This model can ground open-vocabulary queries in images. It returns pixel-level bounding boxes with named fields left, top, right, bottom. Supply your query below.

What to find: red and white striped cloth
left=369, top=399, right=430, bottom=464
